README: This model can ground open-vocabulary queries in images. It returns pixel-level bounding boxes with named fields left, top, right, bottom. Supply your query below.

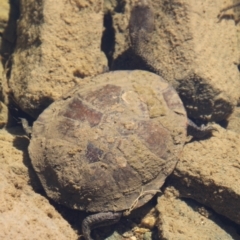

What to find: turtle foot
left=20, top=118, right=32, bottom=137
left=82, top=211, right=122, bottom=240
left=187, top=119, right=217, bottom=139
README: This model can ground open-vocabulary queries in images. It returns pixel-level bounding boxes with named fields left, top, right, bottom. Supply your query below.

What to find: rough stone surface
left=226, top=106, right=240, bottom=133
left=0, top=0, right=9, bottom=44
left=109, top=0, right=150, bottom=71
left=0, top=1, right=15, bottom=128
left=0, top=101, right=9, bottom=128
left=0, top=0, right=10, bottom=101
left=4, top=0, right=239, bottom=121
left=170, top=124, right=240, bottom=225
left=129, top=0, right=240, bottom=122
left=106, top=0, right=240, bottom=122
left=0, top=127, right=78, bottom=240
left=157, top=187, right=239, bottom=240
left=218, top=1, right=240, bottom=44
left=8, top=0, right=108, bottom=118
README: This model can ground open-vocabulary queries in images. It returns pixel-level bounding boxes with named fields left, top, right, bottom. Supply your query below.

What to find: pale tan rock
left=226, top=106, right=240, bottom=134
left=0, top=0, right=10, bottom=102
left=9, top=0, right=108, bottom=118
left=170, top=125, right=240, bottom=225
left=110, top=0, right=147, bottom=71
left=0, top=128, right=78, bottom=240
left=0, top=0, right=9, bottom=36
left=140, top=210, right=157, bottom=230
left=0, top=101, right=9, bottom=127
left=102, top=0, right=148, bottom=72
left=156, top=187, right=239, bottom=240
left=129, top=0, right=240, bottom=121
left=0, top=61, right=5, bottom=101
left=226, top=2, right=240, bottom=85
left=104, top=0, right=118, bottom=13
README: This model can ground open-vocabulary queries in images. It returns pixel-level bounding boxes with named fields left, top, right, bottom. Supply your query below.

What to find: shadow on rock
left=111, top=48, right=154, bottom=73
left=12, top=132, right=44, bottom=194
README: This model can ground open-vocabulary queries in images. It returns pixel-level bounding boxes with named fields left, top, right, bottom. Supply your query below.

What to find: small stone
left=140, top=210, right=157, bottom=230
left=133, top=227, right=150, bottom=234
left=105, top=231, right=123, bottom=240
left=129, top=237, right=137, bottom=240
left=140, top=216, right=156, bottom=229
left=143, top=231, right=152, bottom=240
left=122, top=231, right=134, bottom=238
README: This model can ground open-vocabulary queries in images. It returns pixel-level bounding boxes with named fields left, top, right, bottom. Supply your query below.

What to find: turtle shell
left=29, top=70, right=187, bottom=212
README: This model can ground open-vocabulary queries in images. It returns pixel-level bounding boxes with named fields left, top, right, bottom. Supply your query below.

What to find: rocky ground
left=1, top=0, right=240, bottom=239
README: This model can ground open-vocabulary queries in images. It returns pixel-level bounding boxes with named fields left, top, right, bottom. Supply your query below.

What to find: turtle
left=26, top=70, right=215, bottom=240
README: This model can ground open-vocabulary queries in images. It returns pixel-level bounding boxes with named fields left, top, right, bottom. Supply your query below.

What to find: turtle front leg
left=187, top=119, right=217, bottom=138
left=20, top=118, right=32, bottom=137
left=82, top=212, right=122, bottom=240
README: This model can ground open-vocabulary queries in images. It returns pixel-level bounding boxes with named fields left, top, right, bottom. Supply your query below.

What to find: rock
left=0, top=127, right=78, bottom=239
left=140, top=209, right=157, bottom=230
left=156, top=187, right=239, bottom=239
left=108, top=0, right=150, bottom=71
left=129, top=0, right=240, bottom=122
left=103, top=224, right=153, bottom=240
left=106, top=0, right=240, bottom=122
left=226, top=107, right=240, bottom=134
left=0, top=0, right=9, bottom=41
left=0, top=101, right=9, bottom=128
left=105, top=231, right=123, bottom=240
left=143, top=232, right=152, bottom=240
left=218, top=2, right=240, bottom=27
left=169, top=124, right=240, bottom=225
left=104, top=0, right=118, bottom=13
left=8, top=0, right=108, bottom=118
left=0, top=0, right=10, bottom=102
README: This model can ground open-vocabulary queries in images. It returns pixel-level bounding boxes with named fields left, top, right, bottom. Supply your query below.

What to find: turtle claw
left=218, top=2, right=240, bottom=25
left=187, top=119, right=217, bottom=139
left=20, top=118, right=32, bottom=137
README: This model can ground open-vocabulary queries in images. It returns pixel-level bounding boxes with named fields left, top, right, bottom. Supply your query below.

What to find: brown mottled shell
left=29, top=70, right=187, bottom=212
